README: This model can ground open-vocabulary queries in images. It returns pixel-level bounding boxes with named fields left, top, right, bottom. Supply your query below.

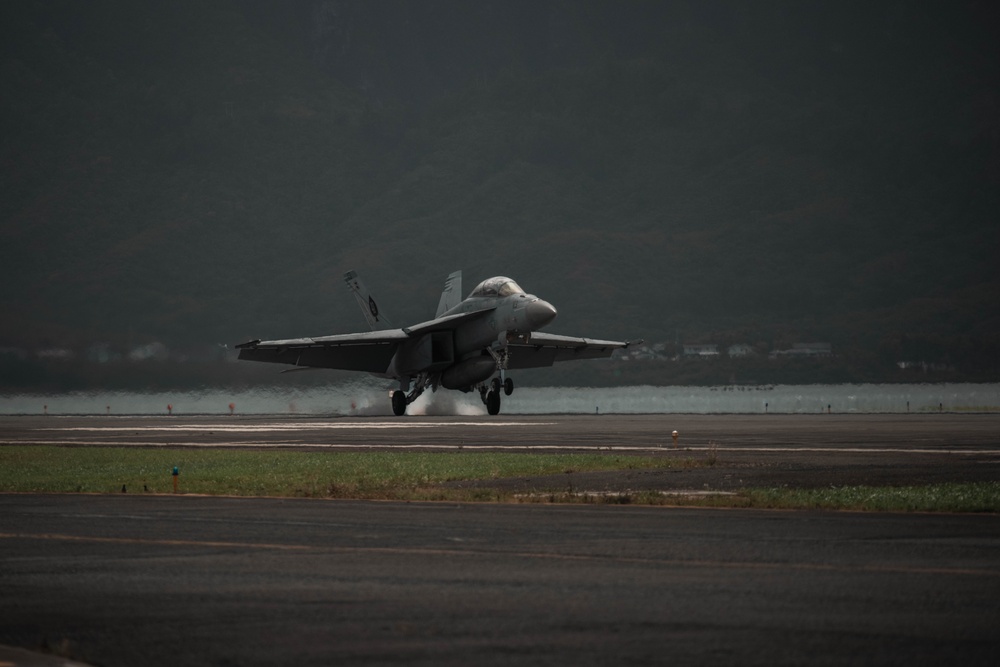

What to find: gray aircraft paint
left=237, top=270, right=637, bottom=415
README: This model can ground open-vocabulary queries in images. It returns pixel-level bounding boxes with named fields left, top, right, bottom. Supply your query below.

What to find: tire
left=503, top=377, right=514, bottom=396
left=486, top=390, right=501, bottom=415
left=391, top=390, right=407, bottom=416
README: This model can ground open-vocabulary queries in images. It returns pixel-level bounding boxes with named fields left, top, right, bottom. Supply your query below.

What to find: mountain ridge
left=2, top=1, right=998, bottom=384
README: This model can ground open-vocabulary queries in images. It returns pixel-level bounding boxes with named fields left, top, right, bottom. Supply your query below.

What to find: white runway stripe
left=11, top=439, right=1000, bottom=455
left=50, top=422, right=552, bottom=432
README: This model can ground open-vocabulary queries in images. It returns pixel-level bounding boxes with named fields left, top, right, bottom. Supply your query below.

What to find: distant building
left=37, top=348, right=75, bottom=361
left=727, top=343, right=754, bottom=357
left=897, top=361, right=954, bottom=372
left=769, top=342, right=832, bottom=358
left=127, top=341, right=169, bottom=362
left=86, top=343, right=121, bottom=364
left=683, top=344, right=719, bottom=357
left=614, top=342, right=674, bottom=362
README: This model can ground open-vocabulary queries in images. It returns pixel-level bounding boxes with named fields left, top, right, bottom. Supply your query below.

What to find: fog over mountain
left=2, top=0, right=998, bottom=385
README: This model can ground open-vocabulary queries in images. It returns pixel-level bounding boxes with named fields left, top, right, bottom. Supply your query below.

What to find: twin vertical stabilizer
left=345, top=269, right=462, bottom=330
left=435, top=271, right=463, bottom=318
left=344, top=270, right=390, bottom=330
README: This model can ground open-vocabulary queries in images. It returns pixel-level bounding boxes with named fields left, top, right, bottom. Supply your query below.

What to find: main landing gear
left=391, top=390, right=407, bottom=416
left=391, top=375, right=430, bottom=416
left=479, top=376, right=514, bottom=415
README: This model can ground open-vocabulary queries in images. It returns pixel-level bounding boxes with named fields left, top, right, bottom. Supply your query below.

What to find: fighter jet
left=236, top=271, right=639, bottom=415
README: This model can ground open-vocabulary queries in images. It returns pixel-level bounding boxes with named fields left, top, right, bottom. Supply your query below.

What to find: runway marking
left=8, top=439, right=1000, bottom=455
left=0, top=532, right=311, bottom=551
left=689, top=446, right=1000, bottom=455
left=3, top=532, right=998, bottom=578
left=49, top=422, right=553, bottom=431
left=10, top=439, right=670, bottom=451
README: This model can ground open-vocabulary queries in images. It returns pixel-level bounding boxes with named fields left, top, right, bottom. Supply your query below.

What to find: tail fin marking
left=344, top=270, right=391, bottom=330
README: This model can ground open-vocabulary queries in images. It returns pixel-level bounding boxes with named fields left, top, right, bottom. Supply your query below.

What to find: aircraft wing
left=235, top=330, right=408, bottom=373
left=403, top=306, right=494, bottom=335
left=234, top=307, right=496, bottom=373
left=506, top=333, right=637, bottom=369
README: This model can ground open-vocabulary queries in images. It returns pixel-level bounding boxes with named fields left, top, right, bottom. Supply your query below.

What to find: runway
left=1, top=494, right=998, bottom=666
left=2, top=414, right=999, bottom=664
left=3, top=413, right=998, bottom=491
left=4, top=412, right=1000, bottom=449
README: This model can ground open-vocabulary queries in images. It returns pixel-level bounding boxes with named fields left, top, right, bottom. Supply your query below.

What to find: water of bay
left=3, top=382, right=998, bottom=416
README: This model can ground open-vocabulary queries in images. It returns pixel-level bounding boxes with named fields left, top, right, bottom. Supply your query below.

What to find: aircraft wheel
left=503, top=377, right=514, bottom=396
left=391, top=391, right=407, bottom=416
left=490, top=377, right=502, bottom=393
left=479, top=386, right=488, bottom=405
left=486, top=390, right=501, bottom=415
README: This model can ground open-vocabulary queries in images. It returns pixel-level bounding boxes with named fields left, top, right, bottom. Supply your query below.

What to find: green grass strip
left=0, top=446, right=688, bottom=500
left=2, top=447, right=996, bottom=512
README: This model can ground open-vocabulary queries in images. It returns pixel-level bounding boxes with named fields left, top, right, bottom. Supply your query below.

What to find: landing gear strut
left=478, top=338, right=515, bottom=416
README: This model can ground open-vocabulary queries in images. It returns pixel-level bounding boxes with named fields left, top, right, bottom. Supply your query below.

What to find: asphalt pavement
left=1, top=493, right=998, bottom=666
left=2, top=413, right=999, bottom=665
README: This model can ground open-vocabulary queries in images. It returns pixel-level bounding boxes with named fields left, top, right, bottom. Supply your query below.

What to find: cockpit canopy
left=469, top=276, right=525, bottom=299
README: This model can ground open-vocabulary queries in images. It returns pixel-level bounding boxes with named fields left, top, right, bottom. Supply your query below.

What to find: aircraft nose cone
left=526, top=299, right=557, bottom=329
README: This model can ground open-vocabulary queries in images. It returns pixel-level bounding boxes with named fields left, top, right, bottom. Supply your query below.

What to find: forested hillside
left=2, top=0, right=998, bottom=386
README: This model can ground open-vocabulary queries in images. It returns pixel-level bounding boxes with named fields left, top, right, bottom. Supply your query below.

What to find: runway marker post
left=672, top=430, right=679, bottom=448
left=172, top=466, right=179, bottom=493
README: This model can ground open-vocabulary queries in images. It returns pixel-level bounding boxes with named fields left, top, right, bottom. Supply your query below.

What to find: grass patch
left=515, top=483, right=1000, bottom=512
left=0, top=446, right=691, bottom=500
left=2, top=447, right=996, bottom=512
left=734, top=483, right=1000, bottom=513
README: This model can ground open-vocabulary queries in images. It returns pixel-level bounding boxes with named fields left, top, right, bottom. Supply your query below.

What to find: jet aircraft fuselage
left=237, top=272, right=636, bottom=415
